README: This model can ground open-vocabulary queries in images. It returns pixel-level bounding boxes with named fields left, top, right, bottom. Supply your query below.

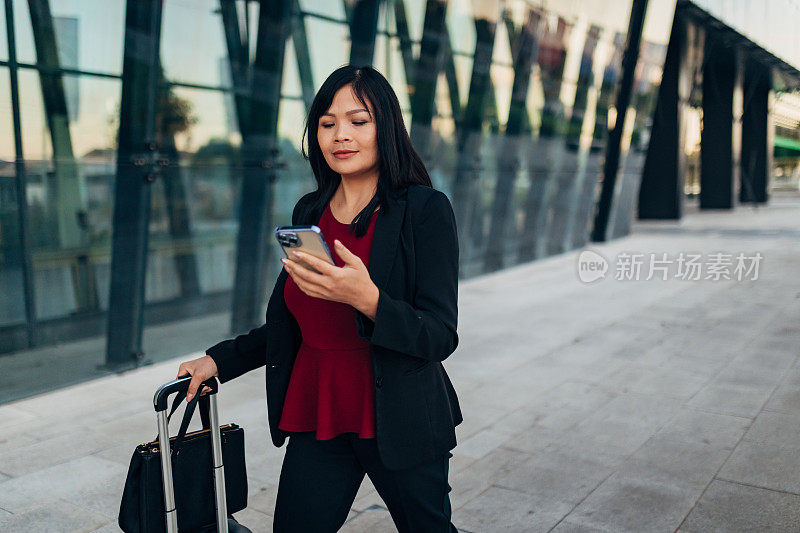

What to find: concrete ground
left=1, top=192, right=799, bottom=532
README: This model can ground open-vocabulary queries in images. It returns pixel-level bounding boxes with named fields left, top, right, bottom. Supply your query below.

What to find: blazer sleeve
left=355, top=190, right=459, bottom=362
left=205, top=196, right=307, bottom=384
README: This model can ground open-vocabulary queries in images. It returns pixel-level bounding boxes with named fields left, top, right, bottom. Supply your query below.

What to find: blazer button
left=375, top=376, right=383, bottom=388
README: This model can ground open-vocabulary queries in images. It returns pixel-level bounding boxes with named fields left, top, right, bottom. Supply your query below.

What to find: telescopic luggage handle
left=154, top=375, right=219, bottom=412
left=154, top=375, right=229, bottom=533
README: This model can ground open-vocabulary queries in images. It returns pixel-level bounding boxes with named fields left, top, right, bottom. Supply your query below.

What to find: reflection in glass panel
left=161, top=0, right=229, bottom=88
left=0, top=68, right=13, bottom=161
left=609, top=0, right=675, bottom=238
left=17, top=69, right=121, bottom=319
left=0, top=67, right=24, bottom=326
left=147, top=85, right=242, bottom=304
left=12, top=0, right=125, bottom=75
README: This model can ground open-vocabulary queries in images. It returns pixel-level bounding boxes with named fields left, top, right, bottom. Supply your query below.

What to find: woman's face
left=317, top=84, right=379, bottom=179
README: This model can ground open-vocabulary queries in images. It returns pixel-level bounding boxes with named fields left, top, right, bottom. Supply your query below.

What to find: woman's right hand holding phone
left=177, top=355, right=219, bottom=402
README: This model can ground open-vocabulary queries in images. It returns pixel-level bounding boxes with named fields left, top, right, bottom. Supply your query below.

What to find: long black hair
left=300, top=64, right=431, bottom=237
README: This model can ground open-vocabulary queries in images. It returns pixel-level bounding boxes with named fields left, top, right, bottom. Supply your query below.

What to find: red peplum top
left=278, top=202, right=378, bottom=439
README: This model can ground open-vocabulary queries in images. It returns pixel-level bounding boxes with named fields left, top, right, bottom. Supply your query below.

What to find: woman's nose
left=334, top=124, right=351, bottom=142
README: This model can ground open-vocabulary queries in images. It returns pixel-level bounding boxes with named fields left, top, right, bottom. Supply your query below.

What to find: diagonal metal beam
left=393, top=0, right=416, bottom=96
left=451, top=13, right=497, bottom=263
left=290, top=0, right=315, bottom=112
left=409, top=0, right=448, bottom=159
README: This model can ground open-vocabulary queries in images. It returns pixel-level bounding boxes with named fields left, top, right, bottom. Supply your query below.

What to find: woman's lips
left=333, top=151, right=358, bottom=159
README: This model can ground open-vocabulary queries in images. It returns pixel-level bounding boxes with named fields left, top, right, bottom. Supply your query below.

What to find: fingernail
left=335, top=240, right=341, bottom=246
left=186, top=393, right=193, bottom=402
left=281, top=258, right=287, bottom=263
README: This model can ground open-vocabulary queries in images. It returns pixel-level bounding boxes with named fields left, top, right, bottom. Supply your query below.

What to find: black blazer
left=205, top=183, right=463, bottom=470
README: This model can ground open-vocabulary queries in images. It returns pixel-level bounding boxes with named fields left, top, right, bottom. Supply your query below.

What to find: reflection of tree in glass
left=152, top=69, right=202, bottom=297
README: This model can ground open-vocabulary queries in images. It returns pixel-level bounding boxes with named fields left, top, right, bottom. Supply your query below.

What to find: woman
left=177, top=64, right=462, bottom=532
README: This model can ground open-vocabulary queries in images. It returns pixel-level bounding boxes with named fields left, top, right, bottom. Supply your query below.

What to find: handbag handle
left=152, top=380, right=214, bottom=456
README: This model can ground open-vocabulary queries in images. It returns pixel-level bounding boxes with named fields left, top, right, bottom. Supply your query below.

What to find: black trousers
left=272, top=431, right=458, bottom=532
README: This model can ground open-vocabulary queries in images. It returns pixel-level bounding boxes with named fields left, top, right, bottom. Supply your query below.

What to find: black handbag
left=118, top=377, right=249, bottom=532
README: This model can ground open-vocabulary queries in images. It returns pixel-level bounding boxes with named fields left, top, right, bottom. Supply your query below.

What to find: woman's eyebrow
left=322, top=108, right=370, bottom=117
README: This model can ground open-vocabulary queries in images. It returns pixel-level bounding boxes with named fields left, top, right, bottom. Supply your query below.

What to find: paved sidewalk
left=1, top=194, right=799, bottom=532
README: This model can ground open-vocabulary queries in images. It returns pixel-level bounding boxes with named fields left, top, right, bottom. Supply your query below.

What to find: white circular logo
left=577, top=250, right=609, bottom=283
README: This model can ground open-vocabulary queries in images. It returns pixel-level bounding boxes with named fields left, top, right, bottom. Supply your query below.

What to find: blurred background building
left=1, top=0, right=799, bottom=402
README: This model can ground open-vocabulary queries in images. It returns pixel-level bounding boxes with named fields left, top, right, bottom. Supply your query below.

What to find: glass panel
left=16, top=69, right=121, bottom=319
left=146, top=85, right=241, bottom=303
left=447, top=0, right=476, bottom=54
left=161, top=0, right=230, bottom=88
left=0, top=67, right=14, bottom=160
left=13, top=0, right=125, bottom=75
left=298, top=0, right=346, bottom=20
left=281, top=33, right=303, bottom=99
left=0, top=1, right=7, bottom=61
left=0, top=67, right=25, bottom=326
left=306, top=18, right=350, bottom=90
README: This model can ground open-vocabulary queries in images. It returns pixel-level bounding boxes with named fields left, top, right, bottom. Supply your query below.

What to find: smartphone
left=274, top=225, right=336, bottom=274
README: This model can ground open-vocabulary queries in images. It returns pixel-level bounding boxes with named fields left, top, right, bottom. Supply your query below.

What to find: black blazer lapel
left=367, top=188, right=407, bottom=291
left=299, top=187, right=407, bottom=293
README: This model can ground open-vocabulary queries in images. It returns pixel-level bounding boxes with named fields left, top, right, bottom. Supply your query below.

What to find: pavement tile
left=718, top=440, right=800, bottom=494
left=89, top=523, right=124, bottom=532
left=0, top=426, right=121, bottom=477
left=627, top=367, right=710, bottom=400
left=450, top=446, right=533, bottom=510
left=566, top=476, right=698, bottom=532
left=340, top=505, right=394, bottom=532
left=454, top=428, right=514, bottom=459
left=763, top=366, right=800, bottom=415
left=229, top=507, right=272, bottom=533
left=653, top=407, right=751, bottom=449
left=611, top=434, right=730, bottom=491
left=456, top=486, right=570, bottom=532
left=678, top=479, right=800, bottom=532
left=0, top=499, right=110, bottom=533
left=740, top=410, right=800, bottom=446
left=687, top=382, right=774, bottom=418
left=550, top=520, right=613, bottom=532
left=61, top=470, right=128, bottom=520
left=245, top=483, right=279, bottom=516
left=493, top=445, right=614, bottom=508
left=0, top=456, right=124, bottom=514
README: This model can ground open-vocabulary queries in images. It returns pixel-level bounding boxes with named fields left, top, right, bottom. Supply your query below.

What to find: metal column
left=105, top=0, right=164, bottom=368
left=699, top=31, right=741, bottom=209
left=741, top=57, right=771, bottom=204
left=636, top=7, right=688, bottom=220
left=348, top=0, right=381, bottom=67
left=228, top=0, right=291, bottom=334
left=5, top=0, right=37, bottom=348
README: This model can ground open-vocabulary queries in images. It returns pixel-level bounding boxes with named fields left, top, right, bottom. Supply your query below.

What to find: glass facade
left=1, top=0, right=683, bottom=400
